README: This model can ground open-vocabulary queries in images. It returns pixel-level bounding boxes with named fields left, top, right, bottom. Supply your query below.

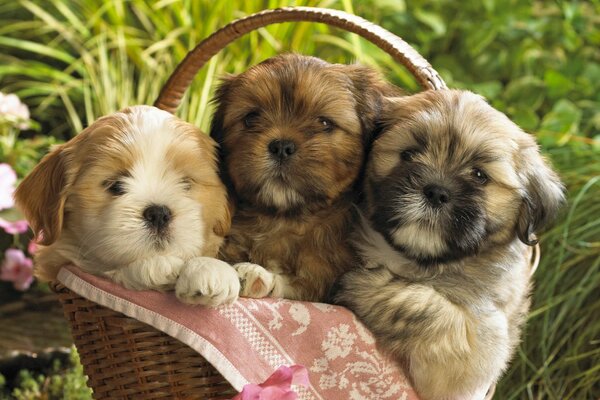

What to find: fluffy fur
left=14, top=106, right=239, bottom=305
left=334, top=90, right=565, bottom=400
left=210, top=54, right=397, bottom=301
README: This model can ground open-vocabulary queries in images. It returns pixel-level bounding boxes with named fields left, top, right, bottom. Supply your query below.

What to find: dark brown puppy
left=210, top=54, right=395, bottom=301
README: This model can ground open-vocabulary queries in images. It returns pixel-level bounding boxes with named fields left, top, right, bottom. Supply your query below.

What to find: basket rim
left=154, top=6, right=447, bottom=113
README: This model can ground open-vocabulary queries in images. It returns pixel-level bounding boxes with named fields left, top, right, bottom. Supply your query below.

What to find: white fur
left=354, top=214, right=426, bottom=278
left=175, top=257, right=240, bottom=306
left=106, top=255, right=184, bottom=291
left=234, top=262, right=277, bottom=298
left=73, top=113, right=205, bottom=275
left=258, top=180, right=302, bottom=209
left=391, top=224, right=447, bottom=256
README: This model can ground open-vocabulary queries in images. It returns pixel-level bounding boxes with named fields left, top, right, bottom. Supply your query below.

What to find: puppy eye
left=318, top=117, right=335, bottom=133
left=243, top=111, right=260, bottom=129
left=472, top=168, right=489, bottom=184
left=105, top=180, right=126, bottom=196
left=401, top=150, right=417, bottom=162
left=181, top=177, right=194, bottom=191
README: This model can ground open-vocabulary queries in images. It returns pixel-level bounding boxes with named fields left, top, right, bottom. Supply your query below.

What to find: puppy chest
left=224, top=221, right=350, bottom=273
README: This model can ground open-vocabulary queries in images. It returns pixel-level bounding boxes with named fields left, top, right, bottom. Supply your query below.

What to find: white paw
left=151, top=255, right=186, bottom=289
left=175, top=257, right=240, bottom=307
left=107, top=255, right=184, bottom=291
left=234, top=262, right=275, bottom=298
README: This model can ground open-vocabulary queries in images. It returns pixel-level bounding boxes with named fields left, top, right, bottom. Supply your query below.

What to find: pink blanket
left=57, top=265, right=418, bottom=400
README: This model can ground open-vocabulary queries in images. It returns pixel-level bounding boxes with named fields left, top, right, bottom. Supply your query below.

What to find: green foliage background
left=0, top=0, right=598, bottom=399
left=0, top=348, right=92, bottom=400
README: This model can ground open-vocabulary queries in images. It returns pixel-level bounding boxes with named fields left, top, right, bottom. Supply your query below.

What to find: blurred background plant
left=0, top=0, right=598, bottom=399
left=0, top=94, right=38, bottom=294
left=0, top=347, right=92, bottom=400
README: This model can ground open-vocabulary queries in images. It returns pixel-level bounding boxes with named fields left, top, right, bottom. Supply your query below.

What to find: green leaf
left=413, top=8, right=446, bottom=37
left=0, top=36, right=75, bottom=64
left=470, top=81, right=503, bottom=99
left=504, top=76, right=546, bottom=111
left=593, top=135, right=600, bottom=151
left=465, top=24, right=497, bottom=56
left=0, top=208, right=25, bottom=222
left=540, top=99, right=582, bottom=139
left=545, top=70, right=573, bottom=98
left=510, top=108, right=540, bottom=131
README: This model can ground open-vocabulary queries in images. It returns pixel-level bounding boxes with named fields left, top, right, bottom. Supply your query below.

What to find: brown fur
left=211, top=54, right=398, bottom=301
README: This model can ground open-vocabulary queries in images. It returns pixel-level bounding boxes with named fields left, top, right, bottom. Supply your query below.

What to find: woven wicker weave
left=52, top=281, right=236, bottom=399
left=50, top=6, right=533, bottom=400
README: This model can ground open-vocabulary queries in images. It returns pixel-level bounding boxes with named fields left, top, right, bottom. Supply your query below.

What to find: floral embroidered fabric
left=58, top=265, right=418, bottom=400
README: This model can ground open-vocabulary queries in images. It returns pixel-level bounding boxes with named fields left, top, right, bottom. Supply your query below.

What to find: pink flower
left=0, top=218, right=28, bottom=234
left=1, top=248, right=34, bottom=291
left=0, top=92, right=30, bottom=129
left=28, top=240, right=38, bottom=255
left=0, top=163, right=17, bottom=210
left=232, top=365, right=310, bottom=400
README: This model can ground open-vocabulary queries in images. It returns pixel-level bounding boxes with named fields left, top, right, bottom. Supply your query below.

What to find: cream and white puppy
left=15, top=106, right=239, bottom=306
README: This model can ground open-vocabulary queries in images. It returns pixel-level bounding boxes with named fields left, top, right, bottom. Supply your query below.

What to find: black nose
left=268, top=139, right=296, bottom=159
left=143, top=205, right=172, bottom=230
left=423, top=184, right=451, bottom=207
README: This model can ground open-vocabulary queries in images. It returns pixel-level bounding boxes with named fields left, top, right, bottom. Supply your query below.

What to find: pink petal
left=260, top=366, right=295, bottom=391
left=260, top=365, right=309, bottom=390
left=0, top=219, right=29, bottom=234
left=3, top=248, right=25, bottom=265
left=259, top=387, right=297, bottom=400
left=1, top=248, right=34, bottom=291
left=0, top=94, right=27, bottom=118
left=288, top=365, right=310, bottom=387
left=0, top=163, right=17, bottom=210
left=0, top=163, right=17, bottom=183
left=231, top=384, right=262, bottom=400
left=232, top=365, right=309, bottom=400
left=28, top=240, right=38, bottom=255
left=14, top=273, right=33, bottom=291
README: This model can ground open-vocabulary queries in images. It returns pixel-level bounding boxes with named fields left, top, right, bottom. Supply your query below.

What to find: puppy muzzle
left=268, top=139, right=297, bottom=161
left=423, top=184, right=451, bottom=208
left=143, top=204, right=172, bottom=233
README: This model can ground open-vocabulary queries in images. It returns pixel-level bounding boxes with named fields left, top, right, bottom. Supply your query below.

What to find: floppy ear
left=190, top=126, right=234, bottom=238
left=14, top=145, right=71, bottom=246
left=345, top=65, right=404, bottom=144
left=212, top=195, right=234, bottom=238
left=209, top=74, right=237, bottom=147
left=209, top=75, right=241, bottom=200
left=517, top=143, right=565, bottom=245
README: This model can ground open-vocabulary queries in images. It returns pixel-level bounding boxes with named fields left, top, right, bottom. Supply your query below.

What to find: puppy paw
left=175, top=257, right=240, bottom=307
left=152, top=255, right=186, bottom=289
left=108, top=255, right=185, bottom=291
left=234, top=262, right=275, bottom=298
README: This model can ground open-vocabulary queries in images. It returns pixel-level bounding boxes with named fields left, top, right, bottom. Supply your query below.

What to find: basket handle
left=154, top=6, right=447, bottom=113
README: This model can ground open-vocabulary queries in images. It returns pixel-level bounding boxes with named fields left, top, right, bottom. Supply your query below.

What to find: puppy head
left=15, top=105, right=229, bottom=273
left=210, top=54, right=392, bottom=213
left=366, top=90, right=564, bottom=264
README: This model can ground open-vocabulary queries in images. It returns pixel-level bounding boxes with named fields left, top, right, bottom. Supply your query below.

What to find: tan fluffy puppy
left=15, top=106, right=239, bottom=306
left=210, top=54, right=395, bottom=301
left=334, top=90, right=565, bottom=400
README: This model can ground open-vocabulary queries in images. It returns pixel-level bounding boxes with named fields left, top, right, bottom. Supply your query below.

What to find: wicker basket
left=51, top=6, right=532, bottom=400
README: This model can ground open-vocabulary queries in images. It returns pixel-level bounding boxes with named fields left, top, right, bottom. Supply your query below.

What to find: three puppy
left=210, top=54, right=395, bottom=301
left=18, top=56, right=562, bottom=399
left=15, top=106, right=239, bottom=306
left=334, top=90, right=564, bottom=399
